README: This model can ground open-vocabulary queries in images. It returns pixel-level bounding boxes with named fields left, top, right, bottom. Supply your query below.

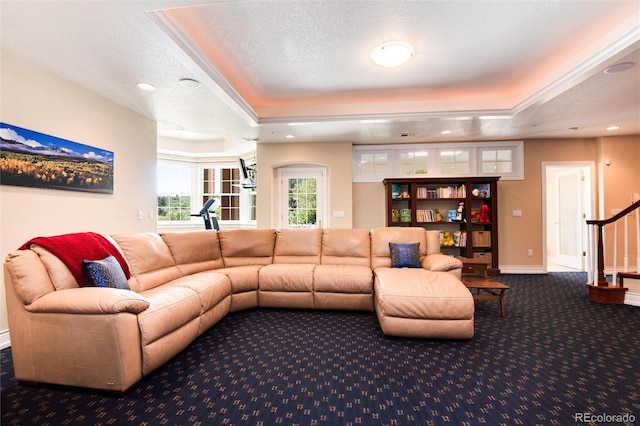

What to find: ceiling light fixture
left=371, top=41, right=413, bottom=68
left=285, top=134, right=295, bottom=139
left=607, top=126, right=620, bottom=131
left=603, top=62, right=635, bottom=74
left=441, top=130, right=452, bottom=135
left=136, top=82, right=156, bottom=91
left=179, top=78, right=201, bottom=88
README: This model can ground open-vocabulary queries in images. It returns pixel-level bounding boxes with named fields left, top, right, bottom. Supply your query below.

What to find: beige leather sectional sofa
left=4, top=227, right=474, bottom=393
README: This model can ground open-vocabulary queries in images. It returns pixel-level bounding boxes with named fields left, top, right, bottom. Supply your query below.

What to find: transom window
left=353, top=141, right=523, bottom=181
left=439, top=149, right=470, bottom=174
left=399, top=151, right=429, bottom=175
left=480, top=149, right=513, bottom=174
left=358, top=152, right=389, bottom=176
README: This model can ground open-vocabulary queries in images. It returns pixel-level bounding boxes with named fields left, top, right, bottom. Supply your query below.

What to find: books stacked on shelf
left=417, top=185, right=466, bottom=199
left=454, top=231, right=467, bottom=247
left=416, top=209, right=444, bottom=222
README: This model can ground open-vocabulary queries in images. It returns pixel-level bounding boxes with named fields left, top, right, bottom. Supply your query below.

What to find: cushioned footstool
left=374, top=268, right=475, bottom=339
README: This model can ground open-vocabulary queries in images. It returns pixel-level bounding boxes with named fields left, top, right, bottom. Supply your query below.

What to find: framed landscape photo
left=0, top=122, right=114, bottom=194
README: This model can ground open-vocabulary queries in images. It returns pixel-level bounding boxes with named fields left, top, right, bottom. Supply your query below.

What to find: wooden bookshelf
left=384, top=176, right=500, bottom=276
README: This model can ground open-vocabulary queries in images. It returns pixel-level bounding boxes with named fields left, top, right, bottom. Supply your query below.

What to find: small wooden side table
left=462, top=276, right=509, bottom=318
left=457, top=257, right=488, bottom=278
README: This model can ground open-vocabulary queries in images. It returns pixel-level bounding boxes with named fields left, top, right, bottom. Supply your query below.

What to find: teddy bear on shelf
left=479, top=202, right=491, bottom=223
left=442, top=231, right=455, bottom=247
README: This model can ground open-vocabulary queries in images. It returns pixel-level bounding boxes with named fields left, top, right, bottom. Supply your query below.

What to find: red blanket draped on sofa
left=19, top=232, right=131, bottom=287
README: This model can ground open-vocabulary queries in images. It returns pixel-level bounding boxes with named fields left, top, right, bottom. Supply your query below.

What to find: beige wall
left=499, top=139, right=598, bottom=269
left=598, top=136, right=640, bottom=268
left=256, top=142, right=353, bottom=228
left=0, top=50, right=157, bottom=336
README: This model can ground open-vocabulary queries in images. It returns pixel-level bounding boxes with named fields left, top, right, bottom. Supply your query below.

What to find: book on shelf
left=391, top=184, right=401, bottom=199
left=454, top=231, right=467, bottom=247
left=470, top=208, right=480, bottom=223
left=391, top=209, right=401, bottom=223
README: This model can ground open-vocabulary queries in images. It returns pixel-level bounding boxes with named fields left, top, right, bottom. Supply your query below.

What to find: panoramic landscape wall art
left=0, top=123, right=114, bottom=194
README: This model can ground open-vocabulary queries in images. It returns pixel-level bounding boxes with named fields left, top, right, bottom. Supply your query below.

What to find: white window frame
left=353, top=141, right=523, bottom=182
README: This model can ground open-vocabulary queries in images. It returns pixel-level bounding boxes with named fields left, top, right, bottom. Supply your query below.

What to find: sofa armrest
left=421, top=254, right=462, bottom=272
left=25, top=288, right=149, bottom=315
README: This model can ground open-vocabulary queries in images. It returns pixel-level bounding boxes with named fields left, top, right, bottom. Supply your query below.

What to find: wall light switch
left=333, top=210, right=345, bottom=218
left=512, top=210, right=522, bottom=217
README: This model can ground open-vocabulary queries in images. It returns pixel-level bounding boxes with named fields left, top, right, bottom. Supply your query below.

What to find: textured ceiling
left=1, top=1, right=639, bottom=156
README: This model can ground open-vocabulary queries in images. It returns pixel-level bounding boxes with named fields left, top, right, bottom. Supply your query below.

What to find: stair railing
left=586, top=200, right=640, bottom=287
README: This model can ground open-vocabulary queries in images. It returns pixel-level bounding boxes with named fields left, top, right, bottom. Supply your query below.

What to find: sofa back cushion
left=320, top=228, right=371, bottom=267
left=161, top=231, right=224, bottom=275
left=218, top=229, right=276, bottom=267
left=370, top=227, right=427, bottom=270
left=4, top=249, right=56, bottom=305
left=31, top=245, right=79, bottom=290
left=273, top=228, right=322, bottom=264
left=111, top=233, right=181, bottom=292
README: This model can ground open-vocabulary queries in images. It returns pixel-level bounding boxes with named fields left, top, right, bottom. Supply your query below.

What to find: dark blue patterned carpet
left=2, top=272, right=639, bottom=425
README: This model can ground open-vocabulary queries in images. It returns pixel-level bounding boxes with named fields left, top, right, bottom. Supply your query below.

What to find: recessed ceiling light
left=441, top=130, right=452, bottom=135
left=179, top=78, right=201, bottom=88
left=603, top=62, right=635, bottom=74
left=607, top=126, right=620, bottom=131
left=136, top=82, right=156, bottom=91
left=371, top=41, right=413, bottom=68
left=285, top=134, right=295, bottom=139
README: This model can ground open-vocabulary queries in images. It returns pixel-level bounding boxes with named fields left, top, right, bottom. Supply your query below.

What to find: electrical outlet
left=527, top=249, right=533, bottom=257
left=137, top=210, right=143, bottom=220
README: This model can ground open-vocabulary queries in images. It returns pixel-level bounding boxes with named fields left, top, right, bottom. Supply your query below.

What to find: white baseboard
left=499, top=265, right=546, bottom=274
left=0, top=329, right=11, bottom=350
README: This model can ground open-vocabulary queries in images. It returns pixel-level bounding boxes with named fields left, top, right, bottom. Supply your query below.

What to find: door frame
left=542, top=161, right=595, bottom=272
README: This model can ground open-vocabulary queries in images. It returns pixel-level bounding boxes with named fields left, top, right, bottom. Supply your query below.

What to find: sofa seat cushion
left=136, top=286, right=202, bottom=346
left=259, top=264, right=315, bottom=292
left=168, top=271, right=231, bottom=314
left=314, top=264, right=373, bottom=294
left=374, top=268, right=473, bottom=320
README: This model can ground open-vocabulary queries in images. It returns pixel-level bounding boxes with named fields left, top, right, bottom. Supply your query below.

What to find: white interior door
left=278, top=168, right=326, bottom=229
left=554, top=168, right=585, bottom=270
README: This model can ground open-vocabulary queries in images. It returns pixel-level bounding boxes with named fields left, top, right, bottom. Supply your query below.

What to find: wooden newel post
left=594, top=223, right=607, bottom=286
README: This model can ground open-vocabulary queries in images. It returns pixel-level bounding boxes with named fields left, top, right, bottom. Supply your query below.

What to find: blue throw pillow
left=82, top=255, right=130, bottom=289
left=389, top=242, right=421, bottom=268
